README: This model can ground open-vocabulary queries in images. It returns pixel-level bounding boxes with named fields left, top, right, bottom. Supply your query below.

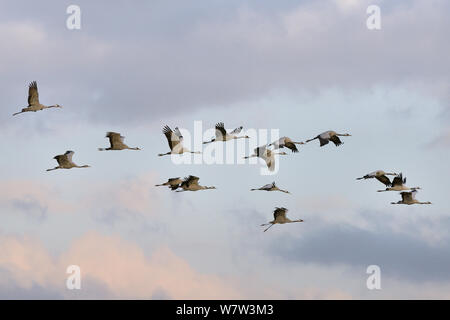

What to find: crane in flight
left=261, top=207, right=304, bottom=232
left=155, top=177, right=183, bottom=190
left=46, top=151, right=90, bottom=171
left=251, top=182, right=290, bottom=194
left=98, top=132, right=141, bottom=151
left=356, top=170, right=397, bottom=187
left=203, top=122, right=249, bottom=144
left=305, top=130, right=351, bottom=147
left=13, top=81, right=62, bottom=116
left=176, top=175, right=216, bottom=192
left=159, top=126, right=201, bottom=156
left=391, top=189, right=431, bottom=205
left=268, top=137, right=304, bottom=153
left=377, top=173, right=420, bottom=192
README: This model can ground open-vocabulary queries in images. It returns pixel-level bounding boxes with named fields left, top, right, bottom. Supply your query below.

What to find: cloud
left=427, top=128, right=450, bottom=149
left=269, top=213, right=450, bottom=283
left=0, top=22, right=46, bottom=49
left=0, top=180, right=74, bottom=221
left=85, top=173, right=163, bottom=225
left=0, top=232, right=242, bottom=299
left=0, top=0, right=449, bottom=126
left=1, top=0, right=449, bottom=300
left=0, top=268, right=63, bottom=299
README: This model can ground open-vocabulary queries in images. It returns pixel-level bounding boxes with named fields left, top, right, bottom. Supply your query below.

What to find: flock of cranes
left=155, top=175, right=216, bottom=192
left=13, top=81, right=431, bottom=233
left=357, top=171, right=431, bottom=205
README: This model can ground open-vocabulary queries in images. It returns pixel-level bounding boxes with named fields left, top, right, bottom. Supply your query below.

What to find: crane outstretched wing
left=330, top=135, right=343, bottom=146
left=183, top=175, right=200, bottom=187
left=54, top=152, right=71, bottom=166
left=273, top=207, right=287, bottom=220
left=174, top=127, right=184, bottom=141
left=400, top=191, right=413, bottom=202
left=28, top=81, right=39, bottom=106
left=319, top=137, right=329, bottom=146
left=106, top=132, right=123, bottom=147
left=64, top=150, right=75, bottom=162
left=376, top=175, right=392, bottom=187
left=392, top=173, right=405, bottom=187
left=229, top=126, right=243, bottom=135
left=180, top=175, right=199, bottom=189
left=163, top=125, right=182, bottom=150
left=215, top=122, right=227, bottom=138
left=187, top=175, right=200, bottom=184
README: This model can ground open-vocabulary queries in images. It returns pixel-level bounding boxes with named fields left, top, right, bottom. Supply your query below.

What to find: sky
left=0, top=0, right=449, bottom=299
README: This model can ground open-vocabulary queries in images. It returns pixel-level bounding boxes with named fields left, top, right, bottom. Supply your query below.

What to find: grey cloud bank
left=270, top=212, right=450, bottom=283
left=0, top=0, right=449, bottom=126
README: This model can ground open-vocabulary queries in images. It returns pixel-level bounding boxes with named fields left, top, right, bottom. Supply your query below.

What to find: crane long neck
left=158, top=152, right=171, bottom=156
left=305, top=137, right=318, bottom=143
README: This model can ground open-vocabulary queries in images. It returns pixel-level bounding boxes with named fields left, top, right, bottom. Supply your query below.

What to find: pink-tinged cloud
left=0, top=180, right=75, bottom=218
left=0, top=235, right=58, bottom=289
left=86, top=173, right=162, bottom=219
left=0, top=232, right=242, bottom=299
